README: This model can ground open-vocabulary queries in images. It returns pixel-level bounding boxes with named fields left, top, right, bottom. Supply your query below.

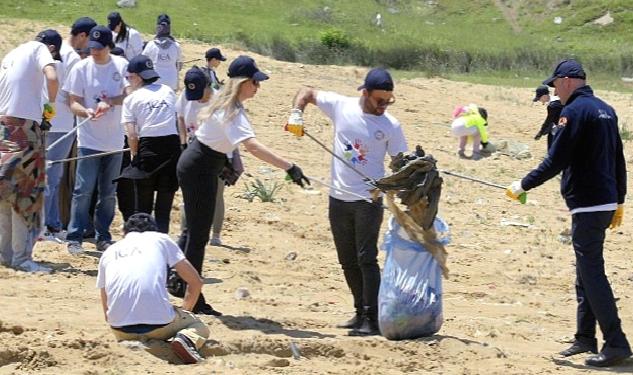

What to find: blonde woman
left=174, top=56, right=309, bottom=315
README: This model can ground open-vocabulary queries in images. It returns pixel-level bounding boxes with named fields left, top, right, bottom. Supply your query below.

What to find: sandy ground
left=1, top=19, right=633, bottom=374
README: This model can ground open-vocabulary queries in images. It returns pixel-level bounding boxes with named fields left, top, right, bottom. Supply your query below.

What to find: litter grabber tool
left=46, top=116, right=92, bottom=153
left=305, top=174, right=373, bottom=203
left=48, top=148, right=130, bottom=166
left=440, top=169, right=527, bottom=204
left=182, top=58, right=203, bottom=65
left=300, top=129, right=378, bottom=188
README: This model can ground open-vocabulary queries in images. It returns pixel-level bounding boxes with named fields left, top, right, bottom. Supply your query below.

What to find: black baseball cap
left=35, top=29, right=63, bottom=62
left=533, top=85, right=550, bottom=102
left=542, top=59, right=586, bottom=87
left=227, top=55, right=269, bottom=81
left=205, top=48, right=226, bottom=61
left=107, top=11, right=122, bottom=31
left=127, top=55, right=160, bottom=80
left=71, top=17, right=97, bottom=36
left=184, top=67, right=208, bottom=100
left=358, top=68, right=394, bottom=91
left=124, top=213, right=158, bottom=234
left=88, top=25, right=114, bottom=49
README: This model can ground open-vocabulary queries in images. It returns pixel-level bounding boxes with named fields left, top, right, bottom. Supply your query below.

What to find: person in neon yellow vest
left=450, top=103, right=491, bottom=159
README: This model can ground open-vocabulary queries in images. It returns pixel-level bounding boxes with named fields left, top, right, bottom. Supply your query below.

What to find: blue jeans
left=44, top=132, right=76, bottom=231
left=66, top=148, right=122, bottom=243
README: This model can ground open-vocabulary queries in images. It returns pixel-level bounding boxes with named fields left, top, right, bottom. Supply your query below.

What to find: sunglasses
left=370, top=96, right=396, bottom=107
left=251, top=79, right=260, bottom=87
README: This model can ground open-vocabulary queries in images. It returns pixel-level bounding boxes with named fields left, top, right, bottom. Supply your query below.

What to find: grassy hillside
left=2, top=0, right=633, bottom=89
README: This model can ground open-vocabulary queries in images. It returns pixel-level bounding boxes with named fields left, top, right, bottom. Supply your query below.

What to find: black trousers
left=176, top=137, right=226, bottom=308
left=117, top=137, right=135, bottom=222
left=572, top=211, right=630, bottom=353
left=328, top=196, right=383, bottom=311
left=133, top=176, right=176, bottom=234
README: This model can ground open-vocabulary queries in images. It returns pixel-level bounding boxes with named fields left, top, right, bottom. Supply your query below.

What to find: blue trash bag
left=378, top=216, right=450, bottom=340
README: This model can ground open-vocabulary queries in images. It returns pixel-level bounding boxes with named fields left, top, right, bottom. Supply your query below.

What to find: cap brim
left=53, top=51, right=62, bottom=62
left=542, top=75, right=556, bottom=88
left=357, top=84, right=366, bottom=91
left=532, top=96, right=540, bottom=102
left=138, top=70, right=160, bottom=80
left=108, top=23, right=117, bottom=31
left=220, top=56, right=227, bottom=61
left=252, top=71, right=269, bottom=81
left=88, top=41, right=106, bottom=49
left=185, top=88, right=204, bottom=101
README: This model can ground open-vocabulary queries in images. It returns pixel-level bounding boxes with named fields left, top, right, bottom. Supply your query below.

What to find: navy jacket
left=522, top=85, right=626, bottom=210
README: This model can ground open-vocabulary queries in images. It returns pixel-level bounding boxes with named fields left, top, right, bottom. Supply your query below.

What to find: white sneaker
left=39, top=230, right=64, bottom=243
left=209, top=237, right=222, bottom=246
left=17, top=260, right=52, bottom=274
left=67, top=241, right=84, bottom=255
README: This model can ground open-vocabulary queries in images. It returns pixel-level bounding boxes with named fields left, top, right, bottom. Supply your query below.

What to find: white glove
left=505, top=180, right=525, bottom=202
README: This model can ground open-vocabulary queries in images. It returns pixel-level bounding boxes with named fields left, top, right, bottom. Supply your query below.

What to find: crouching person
left=96, top=213, right=209, bottom=364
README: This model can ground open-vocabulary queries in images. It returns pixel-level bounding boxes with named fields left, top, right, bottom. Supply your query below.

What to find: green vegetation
left=3, top=0, right=633, bottom=89
left=241, top=179, right=283, bottom=203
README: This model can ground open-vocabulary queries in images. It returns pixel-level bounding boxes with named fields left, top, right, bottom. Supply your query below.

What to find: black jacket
left=522, top=85, right=626, bottom=210
left=535, top=99, right=563, bottom=149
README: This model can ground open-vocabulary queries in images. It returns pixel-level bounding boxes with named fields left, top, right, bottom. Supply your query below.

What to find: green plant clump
left=241, top=179, right=283, bottom=203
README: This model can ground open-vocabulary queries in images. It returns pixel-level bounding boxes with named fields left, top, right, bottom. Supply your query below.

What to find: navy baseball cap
left=110, top=47, right=125, bottom=57
left=107, top=11, right=122, bottom=31
left=205, top=48, right=226, bottom=61
left=88, top=25, right=114, bottom=49
left=542, top=59, right=586, bottom=87
left=127, top=55, right=160, bottom=80
left=184, top=67, right=209, bottom=100
left=124, top=212, right=158, bottom=234
left=35, top=29, right=63, bottom=62
left=227, top=55, right=269, bottom=81
left=71, top=17, right=97, bottom=36
left=533, top=85, right=550, bottom=102
left=157, top=13, right=171, bottom=25
left=358, top=68, right=394, bottom=91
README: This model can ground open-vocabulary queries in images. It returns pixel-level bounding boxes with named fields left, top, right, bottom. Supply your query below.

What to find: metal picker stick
left=306, top=175, right=373, bottom=203
left=182, top=58, right=203, bottom=65
left=440, top=169, right=527, bottom=204
left=48, top=148, right=130, bottom=165
left=46, top=116, right=92, bottom=153
left=303, top=129, right=377, bottom=186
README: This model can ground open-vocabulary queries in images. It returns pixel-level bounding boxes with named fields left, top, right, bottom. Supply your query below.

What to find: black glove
left=39, top=119, right=52, bottom=132
left=220, top=165, right=241, bottom=186
left=480, top=141, right=488, bottom=148
left=286, top=164, right=310, bottom=188
left=534, top=133, right=542, bottom=140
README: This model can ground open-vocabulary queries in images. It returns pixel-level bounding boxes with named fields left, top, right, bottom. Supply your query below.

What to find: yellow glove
left=505, top=180, right=527, bottom=204
left=284, top=108, right=304, bottom=137
left=43, top=102, right=56, bottom=121
left=610, top=204, right=624, bottom=229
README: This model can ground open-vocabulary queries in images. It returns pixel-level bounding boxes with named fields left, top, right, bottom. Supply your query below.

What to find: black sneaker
left=193, top=303, right=223, bottom=316
left=171, top=333, right=203, bottom=364
left=336, top=312, right=362, bottom=329
left=348, top=307, right=380, bottom=336
left=96, top=240, right=115, bottom=252
left=559, top=340, right=597, bottom=357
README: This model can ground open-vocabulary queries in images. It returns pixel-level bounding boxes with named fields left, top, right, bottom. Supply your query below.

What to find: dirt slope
left=1, top=18, right=632, bottom=374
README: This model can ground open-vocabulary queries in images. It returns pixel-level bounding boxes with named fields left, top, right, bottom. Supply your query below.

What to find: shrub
left=320, top=28, right=351, bottom=49
left=270, top=36, right=297, bottom=62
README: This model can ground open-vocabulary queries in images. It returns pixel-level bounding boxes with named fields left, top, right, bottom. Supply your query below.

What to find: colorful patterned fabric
left=0, top=117, right=45, bottom=230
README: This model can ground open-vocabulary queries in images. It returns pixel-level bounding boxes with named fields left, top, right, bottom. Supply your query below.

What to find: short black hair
left=478, top=107, right=488, bottom=121
left=124, top=213, right=158, bottom=234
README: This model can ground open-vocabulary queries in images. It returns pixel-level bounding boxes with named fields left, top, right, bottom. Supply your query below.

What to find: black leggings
left=133, top=175, right=176, bottom=234
left=176, top=137, right=226, bottom=307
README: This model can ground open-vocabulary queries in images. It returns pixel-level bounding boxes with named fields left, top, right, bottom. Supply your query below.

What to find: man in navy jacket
left=507, top=59, right=630, bottom=367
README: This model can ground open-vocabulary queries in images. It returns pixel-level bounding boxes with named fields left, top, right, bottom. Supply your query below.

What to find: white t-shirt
left=175, top=91, right=208, bottom=135
left=96, top=231, right=185, bottom=327
left=121, top=83, right=177, bottom=138
left=0, top=41, right=55, bottom=122
left=316, top=91, right=408, bottom=201
left=64, top=55, right=128, bottom=151
left=46, top=43, right=81, bottom=133
left=112, top=27, right=144, bottom=60
left=142, top=39, right=182, bottom=91
left=195, top=106, right=255, bottom=154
